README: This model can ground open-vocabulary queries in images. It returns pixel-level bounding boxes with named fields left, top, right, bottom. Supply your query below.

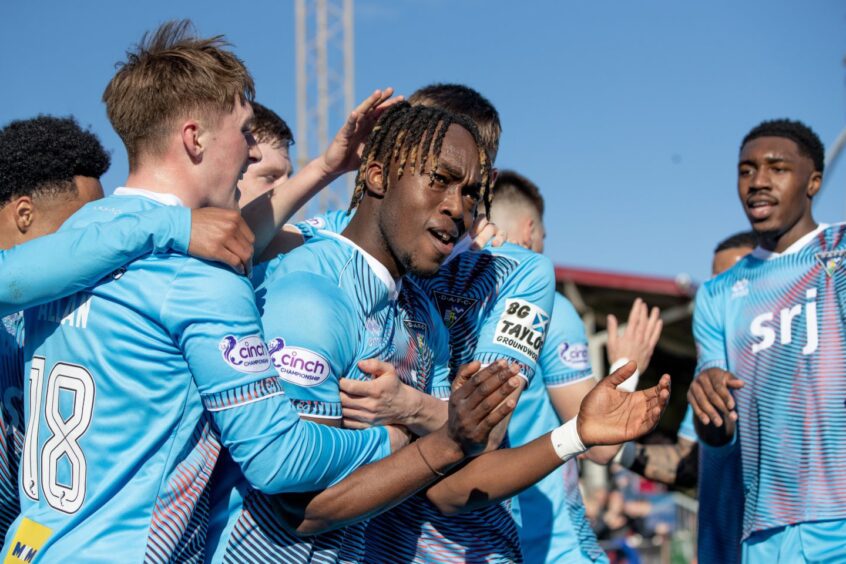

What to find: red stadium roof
left=554, top=265, right=695, bottom=298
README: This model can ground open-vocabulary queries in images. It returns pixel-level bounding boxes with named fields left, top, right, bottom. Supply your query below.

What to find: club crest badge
left=816, top=250, right=846, bottom=277
left=433, top=291, right=477, bottom=329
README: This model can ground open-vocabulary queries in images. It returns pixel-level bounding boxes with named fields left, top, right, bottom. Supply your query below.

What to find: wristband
left=550, top=418, right=587, bottom=461
left=610, top=357, right=640, bottom=392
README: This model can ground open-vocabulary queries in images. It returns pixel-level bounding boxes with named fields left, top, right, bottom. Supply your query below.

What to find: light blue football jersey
left=677, top=405, right=695, bottom=442
left=0, top=312, right=24, bottom=540
left=1, top=205, right=191, bottom=317
left=210, top=231, right=449, bottom=563
left=693, top=223, right=846, bottom=545
left=363, top=244, right=555, bottom=564
left=508, top=293, right=605, bottom=563
left=3, top=191, right=389, bottom=563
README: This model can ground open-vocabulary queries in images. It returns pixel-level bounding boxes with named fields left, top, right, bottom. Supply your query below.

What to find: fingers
left=477, top=387, right=520, bottom=434
left=357, top=358, right=394, bottom=379
left=605, top=360, right=637, bottom=387
left=339, top=377, right=374, bottom=397
left=452, top=361, right=481, bottom=392
left=727, top=376, right=746, bottom=389
left=698, top=372, right=733, bottom=415
left=687, top=378, right=722, bottom=426
left=647, top=309, right=663, bottom=351
left=354, top=88, right=394, bottom=116
left=460, top=361, right=520, bottom=411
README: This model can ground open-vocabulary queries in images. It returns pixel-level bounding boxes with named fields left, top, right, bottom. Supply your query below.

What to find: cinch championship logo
left=558, top=342, right=590, bottom=370
left=267, top=337, right=331, bottom=387
left=219, top=334, right=272, bottom=374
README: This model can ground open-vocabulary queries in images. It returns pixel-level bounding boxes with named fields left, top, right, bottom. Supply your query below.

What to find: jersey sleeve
left=677, top=405, right=696, bottom=442
left=541, top=293, right=593, bottom=388
left=291, top=209, right=353, bottom=241
left=0, top=206, right=191, bottom=316
left=692, top=281, right=729, bottom=375
left=428, top=309, right=453, bottom=401
left=259, top=271, right=360, bottom=419
left=472, top=253, right=556, bottom=382
left=161, top=261, right=390, bottom=494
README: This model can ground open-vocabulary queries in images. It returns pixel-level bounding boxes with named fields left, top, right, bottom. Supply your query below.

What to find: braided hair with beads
left=348, top=101, right=491, bottom=214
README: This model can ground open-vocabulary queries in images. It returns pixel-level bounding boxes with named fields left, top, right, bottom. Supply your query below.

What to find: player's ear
left=364, top=161, right=387, bottom=197
left=12, top=196, right=34, bottom=234
left=807, top=170, right=822, bottom=198
left=181, top=119, right=204, bottom=162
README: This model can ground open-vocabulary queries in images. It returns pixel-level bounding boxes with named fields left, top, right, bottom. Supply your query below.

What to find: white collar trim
left=751, top=223, right=829, bottom=260
left=318, top=230, right=399, bottom=300
left=113, top=187, right=185, bottom=207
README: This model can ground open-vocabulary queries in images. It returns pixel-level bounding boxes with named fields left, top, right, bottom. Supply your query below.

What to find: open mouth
left=746, top=197, right=777, bottom=221
left=428, top=227, right=457, bottom=255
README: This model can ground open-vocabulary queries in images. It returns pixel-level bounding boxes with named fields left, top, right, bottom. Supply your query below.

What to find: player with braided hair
left=346, top=101, right=491, bottom=217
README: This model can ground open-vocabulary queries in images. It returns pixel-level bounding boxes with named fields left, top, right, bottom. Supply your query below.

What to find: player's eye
left=430, top=172, right=449, bottom=186
left=463, top=185, right=481, bottom=202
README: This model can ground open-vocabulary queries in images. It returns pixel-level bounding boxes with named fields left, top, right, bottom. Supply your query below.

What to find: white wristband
left=550, top=418, right=587, bottom=462
left=610, top=357, right=640, bottom=392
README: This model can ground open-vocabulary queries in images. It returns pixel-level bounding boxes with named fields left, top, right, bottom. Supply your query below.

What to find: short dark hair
left=0, top=115, right=110, bottom=205
left=491, top=169, right=544, bottom=218
left=408, top=83, right=501, bottom=163
left=349, top=101, right=491, bottom=215
left=250, top=102, right=294, bottom=148
left=741, top=119, right=825, bottom=173
left=714, top=230, right=757, bottom=254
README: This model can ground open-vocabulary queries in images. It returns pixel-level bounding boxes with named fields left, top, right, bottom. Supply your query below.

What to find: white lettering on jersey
left=36, top=295, right=92, bottom=329
left=750, top=288, right=818, bottom=355
left=219, top=334, right=272, bottom=373
left=267, top=337, right=330, bottom=386
left=494, top=299, right=549, bottom=362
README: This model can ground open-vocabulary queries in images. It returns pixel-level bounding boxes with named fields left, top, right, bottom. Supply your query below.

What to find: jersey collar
left=113, top=187, right=186, bottom=207
left=318, top=230, right=400, bottom=300
left=750, top=223, right=829, bottom=260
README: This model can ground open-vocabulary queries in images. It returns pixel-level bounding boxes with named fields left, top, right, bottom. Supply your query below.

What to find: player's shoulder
left=295, top=209, right=353, bottom=239
left=259, top=268, right=359, bottom=326
left=491, top=242, right=554, bottom=276
left=551, top=292, right=581, bottom=325
left=61, top=193, right=157, bottom=230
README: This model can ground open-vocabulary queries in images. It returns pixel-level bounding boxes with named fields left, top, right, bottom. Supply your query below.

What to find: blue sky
left=2, top=0, right=845, bottom=281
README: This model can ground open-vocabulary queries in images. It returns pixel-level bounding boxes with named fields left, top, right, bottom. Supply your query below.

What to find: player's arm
left=425, top=362, right=672, bottom=515
left=687, top=284, right=743, bottom=447
left=165, top=264, right=398, bottom=495
left=273, top=361, right=520, bottom=535
left=618, top=403, right=697, bottom=487
left=0, top=206, right=253, bottom=316
left=241, top=89, right=400, bottom=262
left=548, top=297, right=663, bottom=464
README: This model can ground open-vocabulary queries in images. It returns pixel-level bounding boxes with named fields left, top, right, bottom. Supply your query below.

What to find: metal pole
left=295, top=0, right=308, bottom=171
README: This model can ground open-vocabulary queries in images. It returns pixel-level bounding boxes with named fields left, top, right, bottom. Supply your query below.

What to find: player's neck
left=343, top=208, right=403, bottom=279
left=124, top=164, right=204, bottom=209
left=760, top=215, right=818, bottom=254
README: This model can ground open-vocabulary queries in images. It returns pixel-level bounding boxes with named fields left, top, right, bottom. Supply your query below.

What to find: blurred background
left=3, top=2, right=845, bottom=561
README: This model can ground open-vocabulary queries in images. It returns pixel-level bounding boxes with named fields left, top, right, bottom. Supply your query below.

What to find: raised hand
left=577, top=361, right=671, bottom=447
left=188, top=207, right=255, bottom=274
left=687, top=367, right=744, bottom=427
left=447, top=360, right=521, bottom=457
left=607, top=298, right=663, bottom=374
left=469, top=215, right=507, bottom=250
left=317, top=88, right=403, bottom=177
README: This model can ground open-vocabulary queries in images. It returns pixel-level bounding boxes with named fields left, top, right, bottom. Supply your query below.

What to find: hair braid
left=347, top=101, right=492, bottom=214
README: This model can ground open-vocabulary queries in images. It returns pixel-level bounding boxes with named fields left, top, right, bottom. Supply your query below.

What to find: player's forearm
left=274, top=427, right=464, bottom=535
left=624, top=439, right=697, bottom=487
left=403, top=391, right=448, bottom=436
left=241, top=157, right=341, bottom=259
left=425, top=432, right=562, bottom=515
left=584, top=443, right=623, bottom=465
left=1, top=206, right=189, bottom=316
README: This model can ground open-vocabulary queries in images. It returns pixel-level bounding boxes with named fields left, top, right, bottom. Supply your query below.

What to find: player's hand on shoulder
left=687, top=367, right=744, bottom=427
left=577, top=361, right=671, bottom=447
left=469, top=215, right=506, bottom=250
left=339, top=359, right=419, bottom=428
left=447, top=360, right=521, bottom=457
left=317, top=88, right=402, bottom=177
left=188, top=207, right=255, bottom=274
left=606, top=298, right=663, bottom=375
